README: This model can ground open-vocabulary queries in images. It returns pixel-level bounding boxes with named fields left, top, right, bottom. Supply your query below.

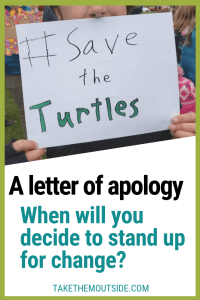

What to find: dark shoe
left=5, top=120, right=15, bottom=127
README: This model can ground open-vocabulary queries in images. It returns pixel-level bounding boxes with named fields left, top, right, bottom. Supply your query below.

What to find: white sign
left=16, top=13, right=179, bottom=148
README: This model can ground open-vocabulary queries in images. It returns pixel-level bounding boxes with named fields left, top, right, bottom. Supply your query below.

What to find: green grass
left=5, top=85, right=47, bottom=159
left=5, top=85, right=25, bottom=145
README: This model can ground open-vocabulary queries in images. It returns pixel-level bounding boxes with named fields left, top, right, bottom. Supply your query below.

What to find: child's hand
left=169, top=112, right=196, bottom=138
left=12, top=140, right=46, bottom=161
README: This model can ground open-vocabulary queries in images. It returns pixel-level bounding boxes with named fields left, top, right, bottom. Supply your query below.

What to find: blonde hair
left=173, top=6, right=196, bottom=33
left=172, top=6, right=179, bottom=16
left=186, top=18, right=196, bottom=45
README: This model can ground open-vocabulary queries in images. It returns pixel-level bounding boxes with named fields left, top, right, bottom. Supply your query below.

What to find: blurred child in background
left=5, top=6, right=43, bottom=138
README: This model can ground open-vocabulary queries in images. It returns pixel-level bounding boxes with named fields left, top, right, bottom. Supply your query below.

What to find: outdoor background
left=5, top=85, right=25, bottom=144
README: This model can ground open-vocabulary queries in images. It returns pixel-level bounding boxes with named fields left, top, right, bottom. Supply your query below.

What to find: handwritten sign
left=16, top=13, right=179, bottom=148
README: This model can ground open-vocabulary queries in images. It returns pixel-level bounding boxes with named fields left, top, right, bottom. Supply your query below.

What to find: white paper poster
left=16, top=13, right=179, bottom=148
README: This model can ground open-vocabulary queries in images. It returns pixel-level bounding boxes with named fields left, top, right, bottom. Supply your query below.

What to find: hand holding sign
left=16, top=14, right=180, bottom=149
left=12, top=140, right=46, bottom=161
left=169, top=112, right=196, bottom=138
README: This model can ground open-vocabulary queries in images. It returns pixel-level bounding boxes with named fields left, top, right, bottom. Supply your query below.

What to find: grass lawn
left=5, top=85, right=25, bottom=145
left=5, top=85, right=47, bottom=160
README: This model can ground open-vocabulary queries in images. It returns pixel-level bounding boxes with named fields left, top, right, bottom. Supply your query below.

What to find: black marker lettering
left=83, top=40, right=98, bottom=55
left=79, top=69, right=87, bottom=85
left=126, top=33, right=137, bottom=45
left=105, top=35, right=119, bottom=54
left=67, top=28, right=81, bottom=61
